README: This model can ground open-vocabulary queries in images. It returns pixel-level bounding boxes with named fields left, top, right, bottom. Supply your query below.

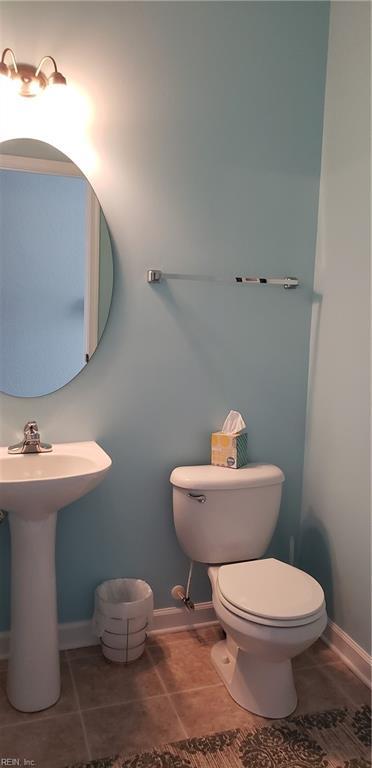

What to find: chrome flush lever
left=187, top=493, right=206, bottom=504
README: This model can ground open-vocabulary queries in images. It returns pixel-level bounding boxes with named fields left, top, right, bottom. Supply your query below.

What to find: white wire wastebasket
left=93, top=578, right=153, bottom=662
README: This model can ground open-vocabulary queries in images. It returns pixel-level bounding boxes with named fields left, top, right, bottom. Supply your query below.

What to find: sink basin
left=0, top=441, right=112, bottom=518
left=0, top=441, right=112, bottom=712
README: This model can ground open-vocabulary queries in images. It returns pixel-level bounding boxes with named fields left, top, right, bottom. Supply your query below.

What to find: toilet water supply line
left=172, top=561, right=195, bottom=610
left=185, top=561, right=195, bottom=610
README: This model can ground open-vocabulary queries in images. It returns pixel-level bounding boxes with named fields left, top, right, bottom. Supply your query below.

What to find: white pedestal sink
left=0, top=441, right=112, bottom=712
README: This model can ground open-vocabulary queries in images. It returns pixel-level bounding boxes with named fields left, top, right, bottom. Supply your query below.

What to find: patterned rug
left=71, top=704, right=371, bottom=768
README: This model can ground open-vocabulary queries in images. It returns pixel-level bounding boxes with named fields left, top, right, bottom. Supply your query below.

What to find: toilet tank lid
left=170, top=464, right=285, bottom=490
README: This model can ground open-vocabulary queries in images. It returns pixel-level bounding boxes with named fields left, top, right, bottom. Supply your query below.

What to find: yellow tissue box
left=211, top=430, right=248, bottom=469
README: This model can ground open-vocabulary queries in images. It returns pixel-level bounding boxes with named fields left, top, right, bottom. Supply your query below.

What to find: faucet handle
left=8, top=421, right=52, bottom=454
left=24, top=420, right=40, bottom=441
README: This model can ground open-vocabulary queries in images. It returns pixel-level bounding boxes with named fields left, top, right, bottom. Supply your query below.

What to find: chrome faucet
left=8, top=421, right=52, bottom=454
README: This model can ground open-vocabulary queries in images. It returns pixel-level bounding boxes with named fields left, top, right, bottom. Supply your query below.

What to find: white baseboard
left=149, top=600, right=216, bottom=635
left=0, top=601, right=217, bottom=658
left=322, top=619, right=372, bottom=689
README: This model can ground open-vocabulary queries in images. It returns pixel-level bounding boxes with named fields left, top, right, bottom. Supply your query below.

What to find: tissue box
left=211, top=429, right=248, bottom=469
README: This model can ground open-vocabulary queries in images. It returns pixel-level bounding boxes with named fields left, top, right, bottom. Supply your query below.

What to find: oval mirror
left=0, top=139, right=113, bottom=398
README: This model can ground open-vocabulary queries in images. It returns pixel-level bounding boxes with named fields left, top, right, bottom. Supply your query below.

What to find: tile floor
left=0, top=626, right=370, bottom=768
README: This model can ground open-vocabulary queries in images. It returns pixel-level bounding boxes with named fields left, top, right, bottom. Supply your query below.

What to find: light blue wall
left=300, top=2, right=371, bottom=654
left=0, top=170, right=87, bottom=396
left=0, top=1, right=329, bottom=629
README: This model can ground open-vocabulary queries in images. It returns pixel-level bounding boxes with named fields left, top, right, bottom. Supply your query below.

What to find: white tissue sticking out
left=221, top=410, right=246, bottom=434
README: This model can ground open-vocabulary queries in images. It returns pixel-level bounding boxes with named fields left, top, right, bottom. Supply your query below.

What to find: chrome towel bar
left=147, top=270, right=298, bottom=289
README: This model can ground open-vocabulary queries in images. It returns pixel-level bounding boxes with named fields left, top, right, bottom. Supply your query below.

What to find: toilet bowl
left=170, top=464, right=328, bottom=719
left=208, top=559, right=327, bottom=718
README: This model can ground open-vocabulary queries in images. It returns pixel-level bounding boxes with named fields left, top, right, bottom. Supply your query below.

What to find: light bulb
left=0, top=68, right=16, bottom=99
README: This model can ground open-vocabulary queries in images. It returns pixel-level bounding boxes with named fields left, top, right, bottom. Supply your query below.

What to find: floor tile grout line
left=65, top=640, right=217, bottom=662
left=0, top=689, right=365, bottom=735
left=164, top=694, right=190, bottom=740
left=145, top=646, right=224, bottom=696
left=320, top=659, right=369, bottom=709
left=165, top=682, right=223, bottom=697
left=76, top=681, right=224, bottom=714
left=66, top=652, right=332, bottom=667
left=66, top=653, right=92, bottom=762
left=0, top=680, right=226, bottom=731
left=0, top=709, right=81, bottom=731
left=62, top=641, right=336, bottom=665
left=0, top=696, right=168, bottom=730
left=76, top=692, right=172, bottom=714
left=294, top=660, right=339, bottom=672
left=0, top=636, right=333, bottom=659
left=65, top=653, right=101, bottom=662
left=145, top=648, right=189, bottom=739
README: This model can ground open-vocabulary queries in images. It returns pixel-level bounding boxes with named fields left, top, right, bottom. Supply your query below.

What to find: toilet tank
left=170, top=464, right=284, bottom=564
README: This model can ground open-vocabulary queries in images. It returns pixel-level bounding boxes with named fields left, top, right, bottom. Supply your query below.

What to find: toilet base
left=211, top=639, right=297, bottom=719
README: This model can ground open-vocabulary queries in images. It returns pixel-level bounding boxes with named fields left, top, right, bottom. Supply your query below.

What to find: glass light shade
left=48, top=71, right=67, bottom=87
left=0, top=61, right=10, bottom=79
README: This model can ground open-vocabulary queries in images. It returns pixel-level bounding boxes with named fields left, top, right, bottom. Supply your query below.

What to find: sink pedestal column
left=7, top=510, right=60, bottom=712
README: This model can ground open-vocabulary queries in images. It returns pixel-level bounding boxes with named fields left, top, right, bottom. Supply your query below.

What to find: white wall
left=301, top=1, right=371, bottom=653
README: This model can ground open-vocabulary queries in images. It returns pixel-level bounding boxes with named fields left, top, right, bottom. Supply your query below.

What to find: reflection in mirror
left=0, top=139, right=113, bottom=397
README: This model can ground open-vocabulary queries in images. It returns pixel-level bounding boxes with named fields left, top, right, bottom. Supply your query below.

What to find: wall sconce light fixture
left=0, top=48, right=67, bottom=97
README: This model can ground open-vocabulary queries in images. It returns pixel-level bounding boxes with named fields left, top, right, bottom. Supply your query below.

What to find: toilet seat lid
left=217, top=559, right=325, bottom=623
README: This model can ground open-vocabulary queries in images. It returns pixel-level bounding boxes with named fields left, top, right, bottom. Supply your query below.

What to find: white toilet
left=170, top=464, right=327, bottom=719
